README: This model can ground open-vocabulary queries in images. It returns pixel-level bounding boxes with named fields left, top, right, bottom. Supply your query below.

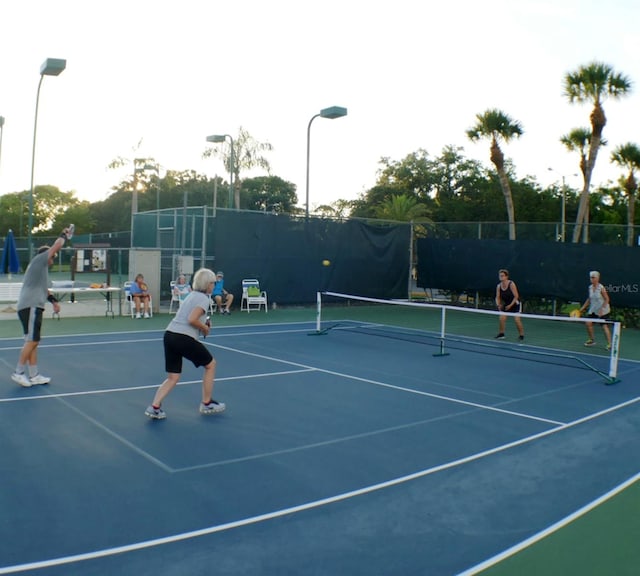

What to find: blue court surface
left=1, top=321, right=639, bottom=575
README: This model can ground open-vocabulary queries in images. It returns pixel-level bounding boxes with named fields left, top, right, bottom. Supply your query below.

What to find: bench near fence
left=0, top=283, right=22, bottom=303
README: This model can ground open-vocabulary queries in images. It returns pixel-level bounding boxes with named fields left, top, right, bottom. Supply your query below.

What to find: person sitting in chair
left=173, top=274, right=191, bottom=303
left=213, top=271, right=233, bottom=314
left=130, top=273, right=151, bottom=318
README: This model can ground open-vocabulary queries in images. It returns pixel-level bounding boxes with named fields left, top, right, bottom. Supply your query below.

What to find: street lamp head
left=206, top=134, right=227, bottom=143
left=40, top=58, right=66, bottom=76
left=319, top=106, right=347, bottom=120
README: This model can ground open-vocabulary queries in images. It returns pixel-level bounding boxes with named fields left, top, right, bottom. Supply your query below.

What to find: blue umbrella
left=1, top=229, right=20, bottom=277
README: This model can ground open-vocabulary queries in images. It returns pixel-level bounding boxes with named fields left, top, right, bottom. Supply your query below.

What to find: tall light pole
left=548, top=168, right=577, bottom=242
left=28, top=58, right=66, bottom=259
left=305, top=106, right=347, bottom=218
left=206, top=134, right=234, bottom=209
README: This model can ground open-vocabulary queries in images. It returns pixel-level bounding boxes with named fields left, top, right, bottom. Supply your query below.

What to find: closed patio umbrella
left=1, top=229, right=20, bottom=278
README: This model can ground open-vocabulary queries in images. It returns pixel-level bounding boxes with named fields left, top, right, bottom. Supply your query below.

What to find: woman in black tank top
left=495, top=269, right=524, bottom=341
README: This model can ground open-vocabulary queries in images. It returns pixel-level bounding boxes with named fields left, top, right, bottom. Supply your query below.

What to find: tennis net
left=314, top=291, right=622, bottom=384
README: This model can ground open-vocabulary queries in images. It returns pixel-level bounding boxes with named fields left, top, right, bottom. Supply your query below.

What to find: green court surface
left=474, top=475, right=640, bottom=576
left=2, top=305, right=639, bottom=575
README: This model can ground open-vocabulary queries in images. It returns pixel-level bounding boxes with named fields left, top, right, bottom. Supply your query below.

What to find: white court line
left=173, top=405, right=512, bottom=472
left=0, top=369, right=316, bottom=404
left=2, top=339, right=570, bottom=425
left=0, top=323, right=316, bottom=349
left=1, top=395, right=639, bottom=575
left=51, top=393, right=174, bottom=473
left=456, top=470, right=640, bottom=576
left=205, top=343, right=562, bottom=425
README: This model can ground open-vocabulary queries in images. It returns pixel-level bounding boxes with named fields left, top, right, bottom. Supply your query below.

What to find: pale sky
left=1, top=0, right=639, bottom=211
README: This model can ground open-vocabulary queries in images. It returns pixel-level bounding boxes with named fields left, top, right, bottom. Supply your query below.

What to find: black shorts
left=164, top=331, right=213, bottom=374
left=502, top=301, right=522, bottom=314
left=18, top=307, right=44, bottom=342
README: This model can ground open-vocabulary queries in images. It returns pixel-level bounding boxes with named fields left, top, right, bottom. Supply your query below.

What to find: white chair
left=208, top=295, right=218, bottom=315
left=241, top=279, right=268, bottom=313
left=169, top=281, right=180, bottom=314
left=124, top=281, right=153, bottom=318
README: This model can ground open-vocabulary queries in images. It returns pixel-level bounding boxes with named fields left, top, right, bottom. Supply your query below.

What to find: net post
left=308, top=291, right=328, bottom=335
left=607, top=321, right=621, bottom=384
left=433, top=305, right=450, bottom=357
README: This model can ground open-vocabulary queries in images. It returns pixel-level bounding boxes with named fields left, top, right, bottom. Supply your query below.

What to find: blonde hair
left=192, top=268, right=216, bottom=292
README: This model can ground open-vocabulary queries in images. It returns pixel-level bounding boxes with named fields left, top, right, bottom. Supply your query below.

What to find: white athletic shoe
left=11, top=372, right=32, bottom=388
left=136, top=313, right=142, bottom=319
left=143, top=312, right=150, bottom=318
left=29, top=374, right=51, bottom=385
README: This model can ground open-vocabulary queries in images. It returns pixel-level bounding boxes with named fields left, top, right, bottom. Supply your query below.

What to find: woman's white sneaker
left=11, top=372, right=32, bottom=387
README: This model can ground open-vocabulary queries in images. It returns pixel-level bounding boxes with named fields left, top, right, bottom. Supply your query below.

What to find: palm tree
left=560, top=128, right=593, bottom=181
left=203, top=127, right=273, bottom=209
left=611, top=143, right=640, bottom=246
left=373, top=194, right=431, bottom=222
left=563, top=61, right=632, bottom=243
left=466, top=109, right=523, bottom=240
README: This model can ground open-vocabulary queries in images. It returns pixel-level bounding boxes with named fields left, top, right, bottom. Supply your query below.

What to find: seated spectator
left=130, top=273, right=151, bottom=318
left=212, top=271, right=233, bottom=314
left=173, top=274, right=191, bottom=303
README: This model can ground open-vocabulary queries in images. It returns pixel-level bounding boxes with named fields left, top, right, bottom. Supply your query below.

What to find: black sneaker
left=518, top=335, right=524, bottom=342
left=495, top=333, right=505, bottom=340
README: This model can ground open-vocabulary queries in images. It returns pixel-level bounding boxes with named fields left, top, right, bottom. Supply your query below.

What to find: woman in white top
left=173, top=274, right=192, bottom=302
left=579, top=270, right=612, bottom=349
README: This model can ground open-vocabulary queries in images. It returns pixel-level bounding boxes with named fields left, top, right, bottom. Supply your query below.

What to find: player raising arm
left=11, top=226, right=73, bottom=387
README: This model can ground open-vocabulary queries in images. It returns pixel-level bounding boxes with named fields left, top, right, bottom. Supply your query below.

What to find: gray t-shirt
left=166, top=291, right=210, bottom=339
left=17, top=251, right=50, bottom=311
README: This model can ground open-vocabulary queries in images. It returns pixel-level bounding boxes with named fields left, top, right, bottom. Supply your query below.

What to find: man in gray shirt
left=12, top=227, right=71, bottom=387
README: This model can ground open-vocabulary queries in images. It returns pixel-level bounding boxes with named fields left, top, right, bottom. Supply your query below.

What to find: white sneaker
left=136, top=313, right=142, bottom=319
left=29, top=374, right=51, bottom=385
left=11, top=372, right=32, bottom=388
left=199, top=400, right=226, bottom=415
left=143, top=312, right=150, bottom=318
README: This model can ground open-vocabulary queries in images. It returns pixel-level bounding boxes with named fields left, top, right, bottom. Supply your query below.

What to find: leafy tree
left=428, top=146, right=489, bottom=222
left=202, top=127, right=274, bottom=209
left=375, top=150, right=439, bottom=201
left=350, top=183, right=405, bottom=219
left=93, top=169, right=215, bottom=232
left=563, top=61, right=632, bottom=243
left=50, top=202, right=96, bottom=236
left=610, top=142, right=640, bottom=246
left=240, top=175, right=297, bottom=213
left=351, top=151, right=438, bottom=219
left=466, top=109, right=524, bottom=239
left=0, top=192, right=29, bottom=237
left=314, top=199, right=356, bottom=219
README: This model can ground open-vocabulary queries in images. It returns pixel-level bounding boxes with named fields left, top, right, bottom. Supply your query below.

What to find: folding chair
left=124, top=280, right=153, bottom=318
left=241, top=279, right=268, bottom=313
